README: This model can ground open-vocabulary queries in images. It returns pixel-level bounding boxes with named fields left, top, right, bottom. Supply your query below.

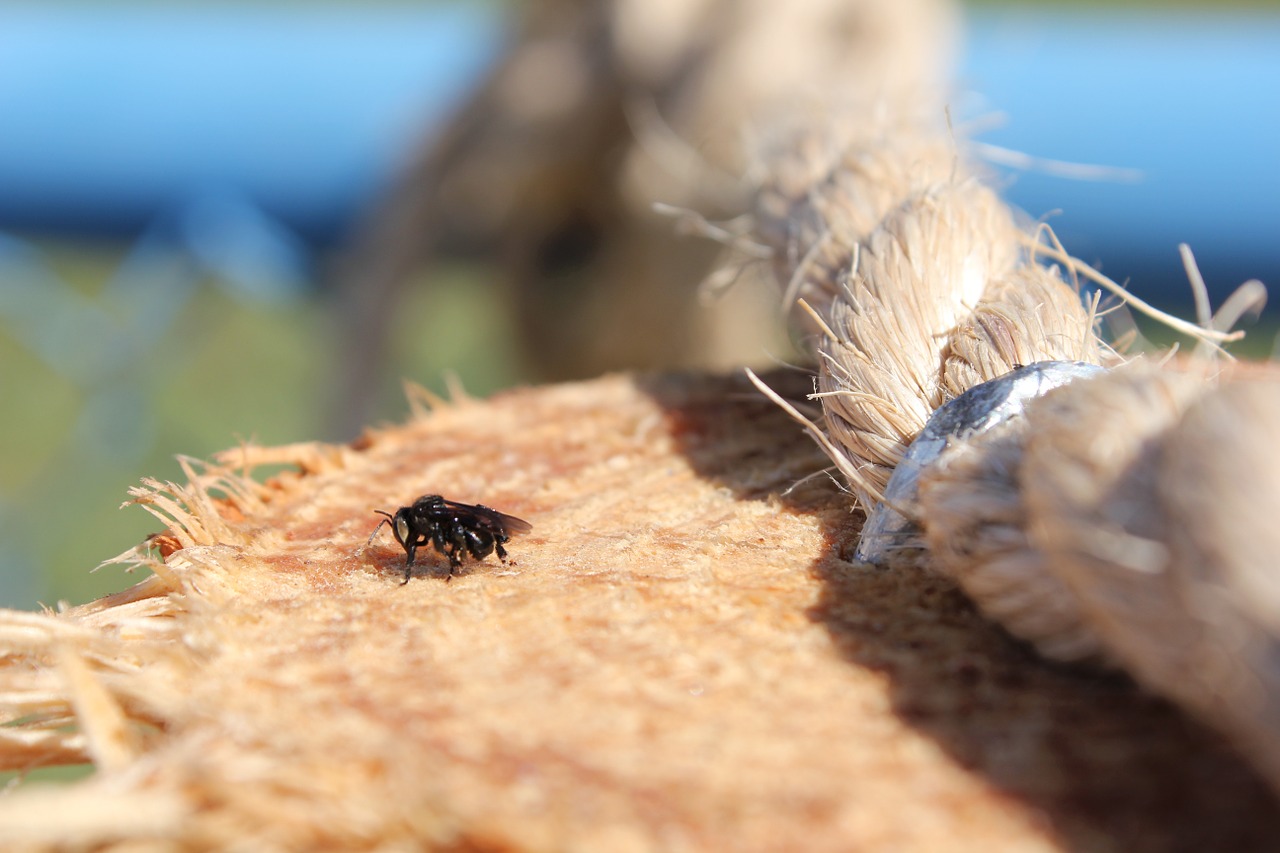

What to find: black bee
left=367, top=494, right=532, bottom=583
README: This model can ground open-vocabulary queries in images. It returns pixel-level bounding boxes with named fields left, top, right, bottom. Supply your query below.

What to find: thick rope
left=752, top=116, right=1109, bottom=506
left=744, top=46, right=1280, bottom=794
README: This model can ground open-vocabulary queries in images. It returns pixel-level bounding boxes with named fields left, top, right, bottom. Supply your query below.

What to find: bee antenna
left=366, top=511, right=394, bottom=547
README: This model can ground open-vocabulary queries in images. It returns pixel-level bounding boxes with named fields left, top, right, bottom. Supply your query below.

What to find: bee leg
left=401, top=543, right=417, bottom=585
left=495, top=538, right=509, bottom=563
left=455, top=524, right=471, bottom=550
left=446, top=547, right=464, bottom=582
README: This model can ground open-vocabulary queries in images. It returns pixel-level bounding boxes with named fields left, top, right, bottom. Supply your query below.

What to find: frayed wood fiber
left=3, top=373, right=1280, bottom=851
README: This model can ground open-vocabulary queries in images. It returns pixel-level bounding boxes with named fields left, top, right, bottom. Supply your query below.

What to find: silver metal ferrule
left=854, top=360, right=1106, bottom=564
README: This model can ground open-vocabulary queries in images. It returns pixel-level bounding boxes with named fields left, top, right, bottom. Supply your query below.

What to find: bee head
left=372, top=508, right=412, bottom=548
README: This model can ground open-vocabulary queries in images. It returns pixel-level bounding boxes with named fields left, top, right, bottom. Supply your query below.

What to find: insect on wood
left=366, top=494, right=532, bottom=583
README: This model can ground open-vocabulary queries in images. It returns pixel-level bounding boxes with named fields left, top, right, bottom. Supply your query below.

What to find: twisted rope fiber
left=746, top=108, right=1280, bottom=792
left=752, top=117, right=1106, bottom=506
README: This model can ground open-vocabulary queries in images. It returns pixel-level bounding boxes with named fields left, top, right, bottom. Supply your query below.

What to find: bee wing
left=494, top=512, right=533, bottom=535
left=443, top=500, right=532, bottom=535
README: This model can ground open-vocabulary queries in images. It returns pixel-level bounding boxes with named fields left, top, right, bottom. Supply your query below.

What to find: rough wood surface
left=1, top=371, right=1277, bottom=851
